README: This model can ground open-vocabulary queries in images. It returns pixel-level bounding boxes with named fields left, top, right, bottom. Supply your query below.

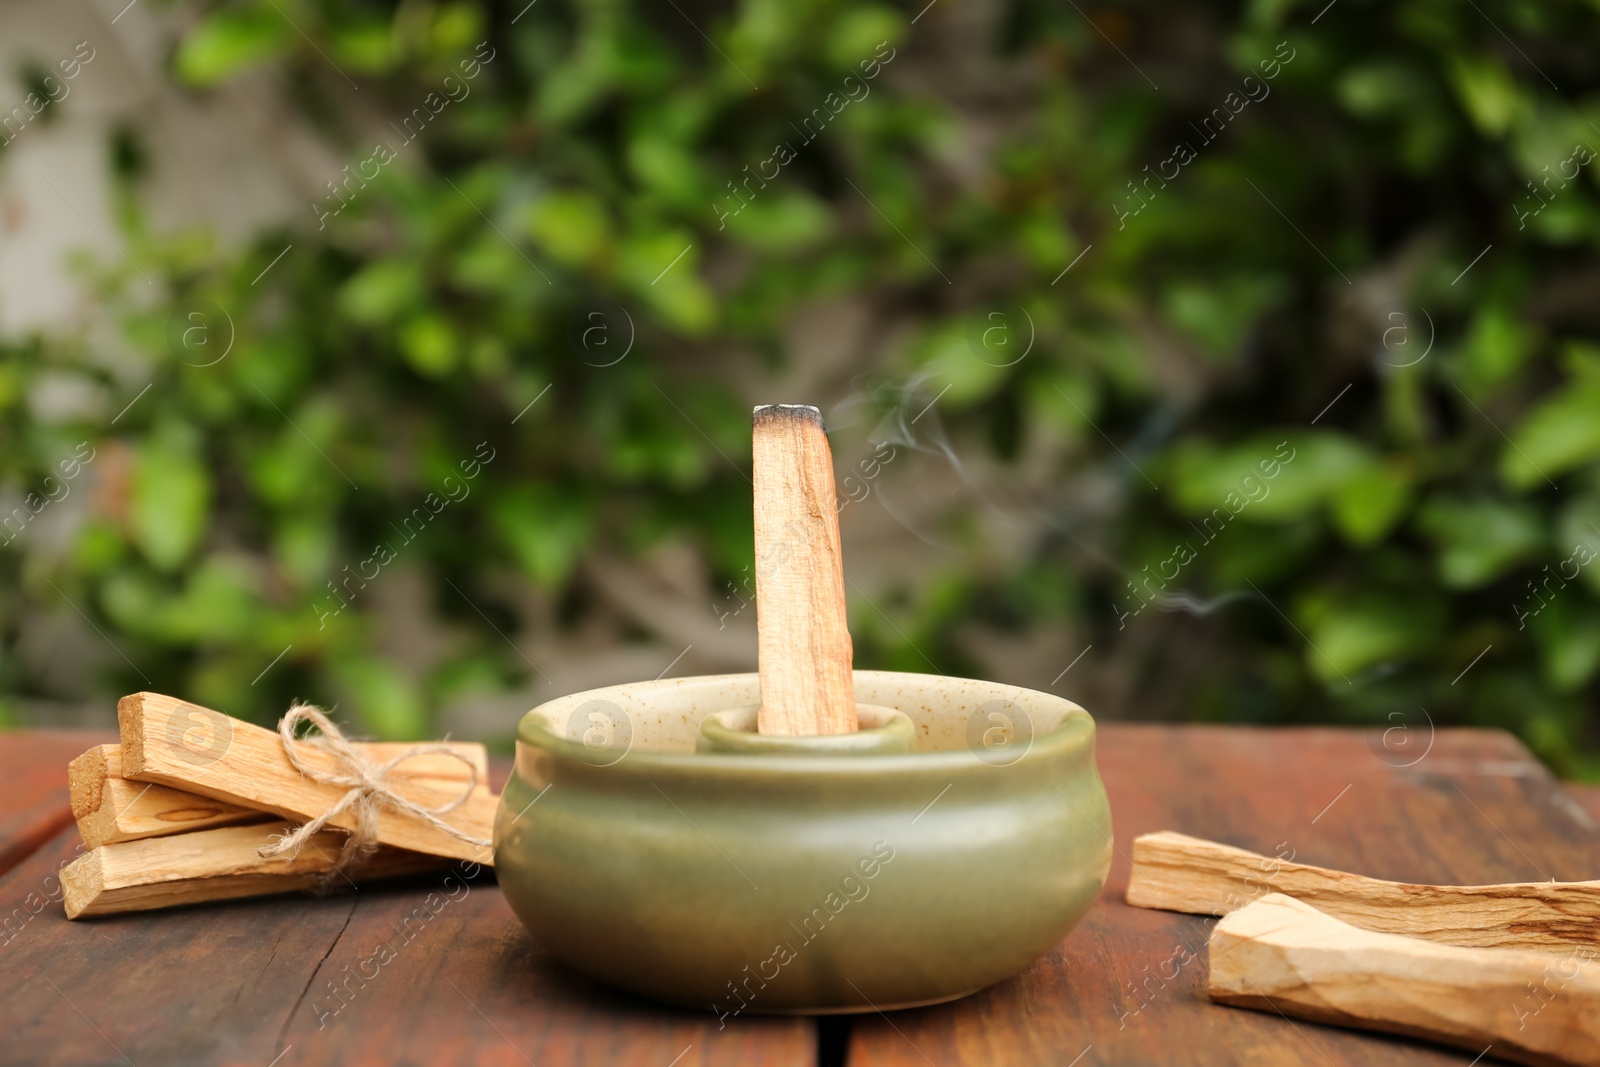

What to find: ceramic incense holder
left=496, top=404, right=1111, bottom=1012
left=494, top=669, right=1112, bottom=1013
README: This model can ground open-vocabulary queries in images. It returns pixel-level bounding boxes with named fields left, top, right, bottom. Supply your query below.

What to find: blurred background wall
left=1, top=0, right=1597, bottom=775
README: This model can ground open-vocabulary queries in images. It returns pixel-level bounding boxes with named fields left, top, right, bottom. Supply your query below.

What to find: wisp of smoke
left=1151, top=589, right=1256, bottom=616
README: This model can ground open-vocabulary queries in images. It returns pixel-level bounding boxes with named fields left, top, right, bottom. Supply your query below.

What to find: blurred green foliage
left=3, top=0, right=1599, bottom=774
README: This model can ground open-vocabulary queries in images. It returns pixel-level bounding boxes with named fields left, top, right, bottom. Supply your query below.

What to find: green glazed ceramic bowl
left=495, top=670, right=1112, bottom=1015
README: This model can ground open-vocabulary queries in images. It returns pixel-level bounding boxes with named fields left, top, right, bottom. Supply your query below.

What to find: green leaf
left=620, top=233, right=713, bottom=333
left=129, top=424, right=210, bottom=571
left=1207, top=520, right=1321, bottom=587
left=724, top=193, right=833, bottom=252
left=1019, top=209, right=1077, bottom=272
left=1416, top=496, right=1544, bottom=588
left=175, top=556, right=260, bottom=643
left=537, top=29, right=620, bottom=126
left=100, top=570, right=167, bottom=640
left=913, top=328, right=1009, bottom=406
left=1530, top=600, right=1600, bottom=691
left=604, top=409, right=709, bottom=486
left=627, top=136, right=704, bottom=204
left=1460, top=304, right=1533, bottom=393
left=427, top=3, right=483, bottom=56
left=341, top=260, right=424, bottom=326
left=334, top=657, right=429, bottom=740
left=272, top=515, right=336, bottom=587
left=1336, top=63, right=1429, bottom=118
left=1331, top=459, right=1411, bottom=545
left=1167, top=434, right=1358, bottom=523
left=1526, top=195, right=1596, bottom=244
left=1025, top=371, right=1099, bottom=438
left=0, top=362, right=19, bottom=411
left=1500, top=371, right=1600, bottom=489
left=175, top=11, right=292, bottom=87
left=399, top=314, right=459, bottom=377
left=1446, top=53, right=1521, bottom=137
left=450, top=235, right=523, bottom=295
left=826, top=8, right=905, bottom=70
left=1300, top=595, right=1440, bottom=684
left=1556, top=495, right=1600, bottom=596
left=108, top=556, right=260, bottom=645
left=491, top=487, right=592, bottom=589
left=524, top=190, right=612, bottom=267
left=1161, top=276, right=1285, bottom=363
left=331, top=20, right=398, bottom=75
left=247, top=396, right=348, bottom=510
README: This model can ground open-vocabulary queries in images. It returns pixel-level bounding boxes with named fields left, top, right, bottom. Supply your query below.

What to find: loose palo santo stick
left=1210, top=893, right=1600, bottom=1067
left=1127, top=830, right=1600, bottom=953
left=69, top=741, right=489, bottom=849
left=751, top=404, right=857, bottom=736
left=62, top=821, right=447, bottom=918
left=118, top=693, right=497, bottom=865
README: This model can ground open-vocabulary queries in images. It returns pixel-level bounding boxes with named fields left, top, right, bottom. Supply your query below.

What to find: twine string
left=257, top=703, right=491, bottom=869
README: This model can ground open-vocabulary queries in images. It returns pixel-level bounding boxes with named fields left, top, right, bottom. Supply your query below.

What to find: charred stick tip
left=752, top=404, right=824, bottom=430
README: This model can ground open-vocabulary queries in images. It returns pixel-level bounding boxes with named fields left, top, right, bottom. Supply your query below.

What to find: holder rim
left=516, top=669, right=1094, bottom=776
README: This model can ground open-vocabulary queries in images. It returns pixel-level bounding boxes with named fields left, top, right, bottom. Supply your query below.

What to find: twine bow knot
left=257, top=703, right=491, bottom=867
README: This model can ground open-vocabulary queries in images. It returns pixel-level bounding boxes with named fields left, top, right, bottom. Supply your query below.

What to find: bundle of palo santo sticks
left=1128, top=831, right=1600, bottom=1067
left=61, top=692, right=498, bottom=919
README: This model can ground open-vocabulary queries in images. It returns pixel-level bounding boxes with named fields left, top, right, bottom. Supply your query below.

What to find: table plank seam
left=276, top=897, right=359, bottom=1058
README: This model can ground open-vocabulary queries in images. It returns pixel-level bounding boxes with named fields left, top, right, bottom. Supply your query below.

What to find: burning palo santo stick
left=1210, top=894, right=1600, bottom=1067
left=62, top=821, right=447, bottom=919
left=68, top=741, right=488, bottom=849
left=751, top=404, right=857, bottom=736
left=1127, top=831, right=1600, bottom=954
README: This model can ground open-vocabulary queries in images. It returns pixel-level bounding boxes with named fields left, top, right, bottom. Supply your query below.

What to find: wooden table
left=3, top=725, right=1596, bottom=1066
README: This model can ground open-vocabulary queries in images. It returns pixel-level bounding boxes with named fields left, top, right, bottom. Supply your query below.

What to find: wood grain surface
left=0, top=730, right=115, bottom=878
left=4, top=726, right=1598, bottom=1066
left=846, top=725, right=1600, bottom=1067
left=0, top=752, right=813, bottom=1067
